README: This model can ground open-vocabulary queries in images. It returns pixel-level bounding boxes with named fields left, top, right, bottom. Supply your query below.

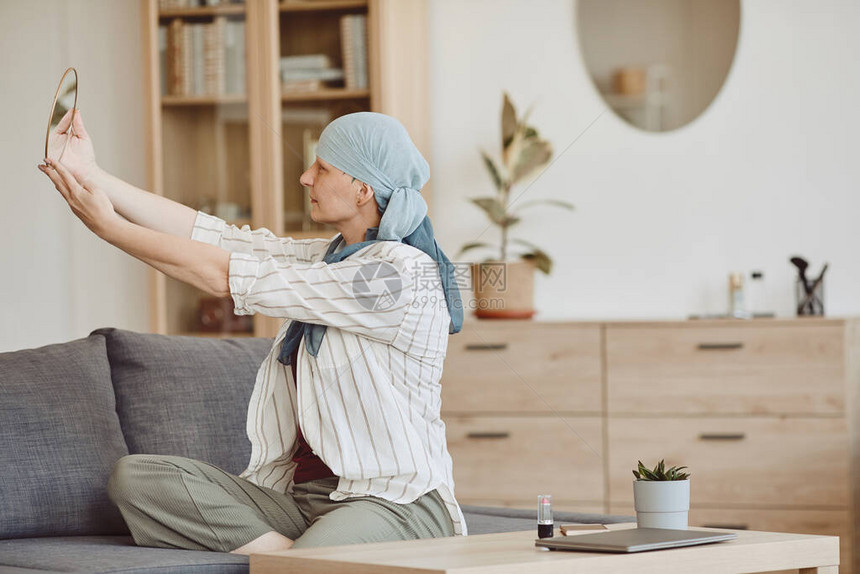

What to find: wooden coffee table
left=250, top=523, right=840, bottom=574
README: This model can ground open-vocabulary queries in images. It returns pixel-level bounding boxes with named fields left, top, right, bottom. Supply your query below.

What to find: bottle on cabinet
left=729, top=272, right=749, bottom=319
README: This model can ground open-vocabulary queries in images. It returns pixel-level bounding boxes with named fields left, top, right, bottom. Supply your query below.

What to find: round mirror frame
left=45, top=66, right=78, bottom=161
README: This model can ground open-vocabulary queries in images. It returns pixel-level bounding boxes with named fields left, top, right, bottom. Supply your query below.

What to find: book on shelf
left=158, top=25, right=168, bottom=96
left=162, top=16, right=244, bottom=97
left=159, top=0, right=245, bottom=8
left=280, top=54, right=331, bottom=71
left=181, top=22, right=193, bottom=94
left=166, top=20, right=181, bottom=95
left=279, top=54, right=344, bottom=92
left=192, top=23, right=204, bottom=95
left=224, top=18, right=245, bottom=95
left=281, top=68, right=344, bottom=83
left=339, top=14, right=367, bottom=90
left=282, top=79, right=324, bottom=93
left=204, top=16, right=226, bottom=95
left=281, top=68, right=343, bottom=86
left=356, top=14, right=367, bottom=89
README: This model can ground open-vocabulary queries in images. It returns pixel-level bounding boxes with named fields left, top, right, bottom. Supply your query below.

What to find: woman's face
left=299, top=157, right=362, bottom=225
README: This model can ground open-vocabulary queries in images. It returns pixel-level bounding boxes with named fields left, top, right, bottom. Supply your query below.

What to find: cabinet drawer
left=606, top=323, right=845, bottom=415
left=445, top=416, right=603, bottom=503
left=441, top=322, right=602, bottom=413
left=608, top=417, right=849, bottom=507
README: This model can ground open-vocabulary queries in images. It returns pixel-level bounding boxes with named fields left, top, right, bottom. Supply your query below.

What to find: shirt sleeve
left=190, top=210, right=331, bottom=264
left=227, top=250, right=417, bottom=344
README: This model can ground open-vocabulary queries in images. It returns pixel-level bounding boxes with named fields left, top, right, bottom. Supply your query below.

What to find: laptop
left=534, top=528, right=738, bottom=553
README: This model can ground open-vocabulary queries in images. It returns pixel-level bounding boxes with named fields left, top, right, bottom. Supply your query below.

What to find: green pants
left=106, top=454, right=455, bottom=553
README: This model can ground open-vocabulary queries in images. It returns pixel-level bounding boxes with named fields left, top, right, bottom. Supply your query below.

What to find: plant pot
left=471, top=259, right=536, bottom=319
left=632, top=479, right=690, bottom=529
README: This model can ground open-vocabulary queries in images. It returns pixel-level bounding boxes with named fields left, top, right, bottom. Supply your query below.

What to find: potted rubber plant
left=456, top=92, right=575, bottom=318
left=632, top=459, right=691, bottom=530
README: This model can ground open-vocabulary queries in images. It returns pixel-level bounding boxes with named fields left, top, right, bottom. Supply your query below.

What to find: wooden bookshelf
left=141, top=0, right=430, bottom=338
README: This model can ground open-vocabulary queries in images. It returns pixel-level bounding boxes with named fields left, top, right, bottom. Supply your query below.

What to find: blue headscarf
left=277, top=112, right=463, bottom=367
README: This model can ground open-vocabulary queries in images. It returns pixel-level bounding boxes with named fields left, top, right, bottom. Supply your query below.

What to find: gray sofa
left=0, top=328, right=634, bottom=573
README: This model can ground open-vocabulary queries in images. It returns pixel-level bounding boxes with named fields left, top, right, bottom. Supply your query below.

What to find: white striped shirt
left=190, top=211, right=467, bottom=536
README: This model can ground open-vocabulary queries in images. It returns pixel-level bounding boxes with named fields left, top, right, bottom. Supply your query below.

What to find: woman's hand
left=38, top=156, right=120, bottom=239
left=47, top=108, right=100, bottom=185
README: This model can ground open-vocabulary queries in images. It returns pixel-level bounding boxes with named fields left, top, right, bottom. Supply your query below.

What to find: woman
left=38, top=109, right=467, bottom=553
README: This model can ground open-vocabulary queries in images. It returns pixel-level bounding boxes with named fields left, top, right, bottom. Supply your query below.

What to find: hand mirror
left=44, top=67, right=78, bottom=162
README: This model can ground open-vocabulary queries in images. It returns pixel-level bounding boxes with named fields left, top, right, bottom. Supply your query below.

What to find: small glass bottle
left=537, top=494, right=554, bottom=538
left=729, top=272, right=748, bottom=319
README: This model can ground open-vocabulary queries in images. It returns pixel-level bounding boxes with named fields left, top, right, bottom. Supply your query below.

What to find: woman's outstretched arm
left=103, top=218, right=229, bottom=297
left=90, top=168, right=198, bottom=238
left=39, top=157, right=229, bottom=298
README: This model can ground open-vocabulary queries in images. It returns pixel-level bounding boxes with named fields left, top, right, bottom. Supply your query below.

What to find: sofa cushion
left=0, top=568, right=68, bottom=574
left=93, top=328, right=273, bottom=475
left=0, top=335, right=130, bottom=538
left=0, top=536, right=249, bottom=574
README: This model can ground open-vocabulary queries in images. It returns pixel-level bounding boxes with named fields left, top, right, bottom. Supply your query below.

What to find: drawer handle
left=466, top=431, right=510, bottom=440
left=464, top=343, right=508, bottom=351
left=702, top=523, right=748, bottom=530
left=699, top=433, right=746, bottom=441
left=697, top=342, right=744, bottom=350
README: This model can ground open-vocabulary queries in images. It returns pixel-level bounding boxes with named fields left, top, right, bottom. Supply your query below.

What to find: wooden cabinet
left=141, top=0, right=430, bottom=339
left=441, top=317, right=860, bottom=573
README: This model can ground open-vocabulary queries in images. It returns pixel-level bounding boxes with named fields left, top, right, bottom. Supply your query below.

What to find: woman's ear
left=356, top=183, right=374, bottom=206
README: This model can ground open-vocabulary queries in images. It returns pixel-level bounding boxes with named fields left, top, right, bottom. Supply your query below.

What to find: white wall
left=0, top=0, right=149, bottom=352
left=429, top=0, right=860, bottom=321
left=2, top=0, right=858, bottom=352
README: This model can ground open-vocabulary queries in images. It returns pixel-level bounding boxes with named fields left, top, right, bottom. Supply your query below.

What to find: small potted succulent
left=456, top=92, right=575, bottom=319
left=632, top=459, right=691, bottom=530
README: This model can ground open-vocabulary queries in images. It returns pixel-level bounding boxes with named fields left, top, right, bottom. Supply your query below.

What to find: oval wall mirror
left=576, top=0, right=740, bottom=132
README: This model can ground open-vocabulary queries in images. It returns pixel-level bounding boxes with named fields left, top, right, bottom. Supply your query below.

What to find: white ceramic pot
left=632, top=479, right=690, bottom=529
